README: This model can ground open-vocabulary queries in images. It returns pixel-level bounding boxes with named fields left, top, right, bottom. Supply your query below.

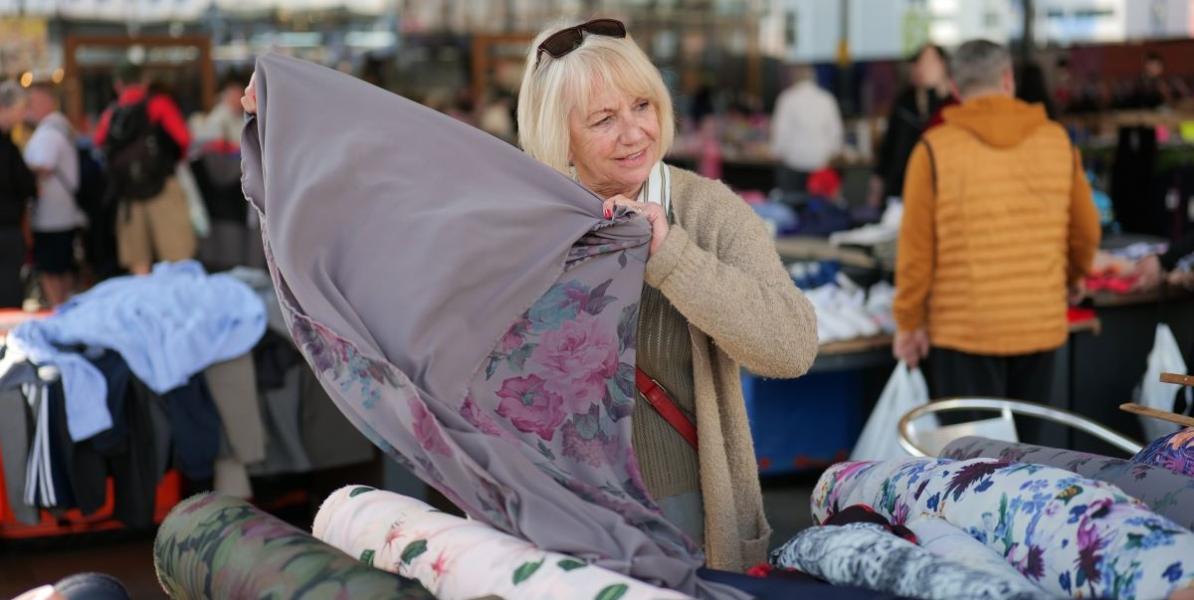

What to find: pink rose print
left=532, top=312, right=618, bottom=415
left=499, top=318, right=531, bottom=353
left=410, top=398, right=452, bottom=456
left=561, top=419, right=617, bottom=467
left=495, top=375, right=566, bottom=441
left=460, top=394, right=510, bottom=439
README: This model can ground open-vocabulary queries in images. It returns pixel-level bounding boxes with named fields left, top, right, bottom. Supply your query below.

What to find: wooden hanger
left=1118, top=373, right=1194, bottom=429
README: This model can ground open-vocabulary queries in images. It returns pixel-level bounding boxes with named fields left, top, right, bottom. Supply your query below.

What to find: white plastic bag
left=1135, top=324, right=1190, bottom=440
left=850, top=362, right=935, bottom=460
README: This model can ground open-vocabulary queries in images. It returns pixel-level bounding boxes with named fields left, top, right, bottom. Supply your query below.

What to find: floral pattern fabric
left=812, top=458, right=1194, bottom=599
left=941, top=436, right=1194, bottom=530
left=1132, top=428, right=1194, bottom=476
left=770, top=522, right=1051, bottom=600
left=313, top=485, right=691, bottom=600
left=906, top=514, right=1047, bottom=587
left=243, top=55, right=738, bottom=598
left=154, top=493, right=434, bottom=600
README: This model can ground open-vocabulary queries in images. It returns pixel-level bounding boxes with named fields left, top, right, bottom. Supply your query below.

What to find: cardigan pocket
left=740, top=527, right=772, bottom=570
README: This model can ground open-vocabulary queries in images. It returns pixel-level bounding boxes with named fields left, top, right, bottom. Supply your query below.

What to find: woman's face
left=568, top=82, right=660, bottom=197
left=913, top=48, right=947, bottom=89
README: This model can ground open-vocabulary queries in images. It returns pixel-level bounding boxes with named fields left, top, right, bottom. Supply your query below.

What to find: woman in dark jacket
left=0, top=81, right=37, bottom=308
left=869, top=44, right=951, bottom=207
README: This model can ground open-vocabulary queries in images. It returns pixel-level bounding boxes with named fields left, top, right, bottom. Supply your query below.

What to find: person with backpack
left=0, top=81, right=37, bottom=308
left=93, top=63, right=194, bottom=276
left=23, top=82, right=84, bottom=307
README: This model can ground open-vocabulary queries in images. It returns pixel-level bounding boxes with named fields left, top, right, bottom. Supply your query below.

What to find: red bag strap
left=635, top=367, right=698, bottom=450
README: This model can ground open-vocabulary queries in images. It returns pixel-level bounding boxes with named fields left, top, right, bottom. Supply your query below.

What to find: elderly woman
left=517, top=19, right=818, bottom=572
left=241, top=17, right=818, bottom=581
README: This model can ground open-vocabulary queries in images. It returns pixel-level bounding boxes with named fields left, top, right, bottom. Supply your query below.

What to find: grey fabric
left=243, top=54, right=736, bottom=598
left=203, top=354, right=265, bottom=464
left=770, top=523, right=1051, bottom=600
left=247, top=366, right=312, bottom=476
left=0, top=387, right=38, bottom=524
left=940, top=436, right=1194, bottom=530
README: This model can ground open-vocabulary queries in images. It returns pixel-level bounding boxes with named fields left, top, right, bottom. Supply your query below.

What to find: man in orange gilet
left=892, top=40, right=1101, bottom=434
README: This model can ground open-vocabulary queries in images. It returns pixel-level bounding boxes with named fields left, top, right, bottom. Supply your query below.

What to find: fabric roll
left=813, top=458, right=1194, bottom=599
left=905, top=515, right=1047, bottom=588
left=154, top=493, right=435, bottom=600
left=941, top=436, right=1194, bottom=530
left=770, top=523, right=1051, bottom=600
left=244, top=54, right=736, bottom=598
left=1132, top=428, right=1194, bottom=477
left=312, top=485, right=692, bottom=600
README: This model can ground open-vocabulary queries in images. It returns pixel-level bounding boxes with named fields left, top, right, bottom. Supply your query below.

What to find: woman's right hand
left=241, top=71, right=258, bottom=115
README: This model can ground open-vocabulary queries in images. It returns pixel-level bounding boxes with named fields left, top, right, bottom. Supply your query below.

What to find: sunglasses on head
left=536, top=19, right=627, bottom=67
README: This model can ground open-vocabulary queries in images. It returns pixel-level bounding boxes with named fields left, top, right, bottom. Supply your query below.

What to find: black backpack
left=102, top=99, right=177, bottom=201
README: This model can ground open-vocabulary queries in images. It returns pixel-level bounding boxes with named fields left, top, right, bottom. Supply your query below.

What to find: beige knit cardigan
left=642, top=165, right=819, bottom=571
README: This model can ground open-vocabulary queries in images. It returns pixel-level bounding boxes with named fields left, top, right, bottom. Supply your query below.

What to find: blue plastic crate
left=742, top=371, right=865, bottom=475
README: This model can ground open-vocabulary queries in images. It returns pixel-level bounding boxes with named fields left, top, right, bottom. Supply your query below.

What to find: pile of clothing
left=769, top=429, right=1194, bottom=600
left=790, top=268, right=895, bottom=344
left=0, top=262, right=372, bottom=529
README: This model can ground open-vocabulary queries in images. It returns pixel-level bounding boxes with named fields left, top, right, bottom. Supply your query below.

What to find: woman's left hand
left=602, top=194, right=668, bottom=257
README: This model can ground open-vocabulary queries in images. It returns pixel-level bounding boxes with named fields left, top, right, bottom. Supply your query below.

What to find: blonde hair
left=517, top=21, right=675, bottom=177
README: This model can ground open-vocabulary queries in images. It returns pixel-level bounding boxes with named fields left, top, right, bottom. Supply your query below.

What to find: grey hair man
left=892, top=39, right=1101, bottom=446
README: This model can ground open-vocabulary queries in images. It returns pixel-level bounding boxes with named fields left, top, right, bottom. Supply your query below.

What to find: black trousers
left=927, top=347, right=1058, bottom=446
left=0, top=227, right=24, bottom=308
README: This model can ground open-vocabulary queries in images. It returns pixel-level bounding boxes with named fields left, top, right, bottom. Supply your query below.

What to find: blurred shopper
left=771, top=64, right=844, bottom=195
left=869, top=44, right=951, bottom=208
left=0, top=81, right=36, bottom=307
left=893, top=41, right=1101, bottom=415
left=94, top=63, right=194, bottom=275
left=24, top=82, right=84, bottom=307
left=1123, top=52, right=1171, bottom=110
left=193, top=74, right=245, bottom=146
left=190, top=74, right=250, bottom=271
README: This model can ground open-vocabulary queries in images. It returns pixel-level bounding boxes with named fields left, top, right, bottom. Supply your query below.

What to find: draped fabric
left=241, top=54, right=739, bottom=598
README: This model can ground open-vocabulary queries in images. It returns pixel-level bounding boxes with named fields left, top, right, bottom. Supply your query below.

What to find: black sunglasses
left=536, top=19, right=627, bottom=67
